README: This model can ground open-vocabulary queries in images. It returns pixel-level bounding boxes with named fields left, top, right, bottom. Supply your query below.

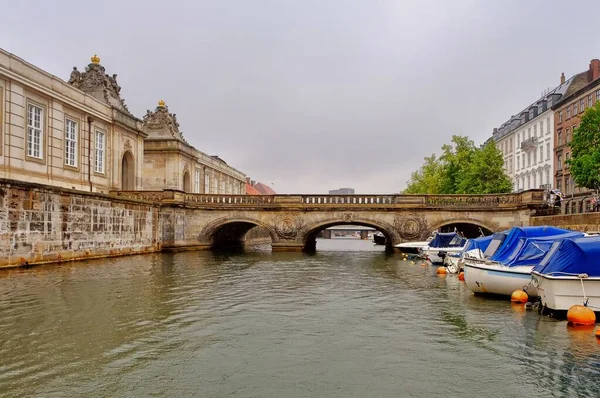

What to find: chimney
left=493, top=128, right=498, bottom=135
left=251, top=180, right=256, bottom=186
left=560, top=72, right=565, bottom=84
left=246, top=177, right=251, bottom=184
left=589, top=59, right=600, bottom=82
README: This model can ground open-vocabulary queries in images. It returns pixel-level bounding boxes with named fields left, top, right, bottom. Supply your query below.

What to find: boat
left=532, top=236, right=600, bottom=312
left=443, top=235, right=493, bottom=273
left=395, top=236, right=433, bottom=255
left=463, top=226, right=583, bottom=297
left=422, top=232, right=466, bottom=264
left=373, top=232, right=386, bottom=245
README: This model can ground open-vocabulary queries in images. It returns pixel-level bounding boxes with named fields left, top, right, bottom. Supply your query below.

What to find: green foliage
left=568, top=102, right=600, bottom=190
left=403, top=135, right=513, bottom=194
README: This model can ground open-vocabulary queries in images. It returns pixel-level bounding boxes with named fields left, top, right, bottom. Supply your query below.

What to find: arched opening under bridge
left=303, top=221, right=395, bottom=253
left=435, top=222, right=493, bottom=239
left=208, top=221, right=273, bottom=251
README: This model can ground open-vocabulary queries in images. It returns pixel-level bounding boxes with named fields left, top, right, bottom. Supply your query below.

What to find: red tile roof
left=246, top=184, right=261, bottom=195
left=254, top=182, right=276, bottom=195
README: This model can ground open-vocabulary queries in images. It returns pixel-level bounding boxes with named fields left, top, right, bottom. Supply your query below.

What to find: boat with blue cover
left=422, top=232, right=467, bottom=264
left=532, top=236, right=600, bottom=311
left=443, top=234, right=493, bottom=273
left=463, top=226, right=583, bottom=297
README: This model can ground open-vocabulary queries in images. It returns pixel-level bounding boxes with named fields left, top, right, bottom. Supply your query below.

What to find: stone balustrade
left=110, top=190, right=544, bottom=209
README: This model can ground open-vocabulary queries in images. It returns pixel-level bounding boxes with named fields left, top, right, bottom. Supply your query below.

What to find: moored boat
left=373, top=232, right=386, bottom=245
left=422, top=232, right=466, bottom=264
left=444, top=235, right=493, bottom=273
left=532, top=236, right=600, bottom=312
left=463, top=226, right=583, bottom=297
left=394, top=236, right=432, bottom=255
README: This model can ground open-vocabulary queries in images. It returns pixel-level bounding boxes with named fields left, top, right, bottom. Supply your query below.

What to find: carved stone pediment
left=67, top=55, right=131, bottom=115
left=142, top=101, right=187, bottom=143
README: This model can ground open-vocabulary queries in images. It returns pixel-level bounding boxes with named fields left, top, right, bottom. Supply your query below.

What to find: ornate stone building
left=141, top=101, right=246, bottom=193
left=0, top=49, right=145, bottom=192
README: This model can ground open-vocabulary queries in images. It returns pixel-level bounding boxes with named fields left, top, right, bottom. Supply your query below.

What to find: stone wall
left=530, top=213, right=600, bottom=233
left=0, top=179, right=161, bottom=268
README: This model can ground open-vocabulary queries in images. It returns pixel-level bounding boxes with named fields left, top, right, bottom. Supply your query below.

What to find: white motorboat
left=422, top=232, right=466, bottom=264
left=532, top=237, right=600, bottom=311
left=394, top=237, right=432, bottom=255
left=463, top=227, right=583, bottom=297
left=443, top=235, right=493, bottom=273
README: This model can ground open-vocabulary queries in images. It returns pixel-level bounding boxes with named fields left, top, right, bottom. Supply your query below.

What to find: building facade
left=492, top=75, right=574, bottom=192
left=552, top=59, right=600, bottom=196
left=0, top=50, right=146, bottom=192
left=329, top=188, right=355, bottom=195
left=141, top=101, right=246, bottom=194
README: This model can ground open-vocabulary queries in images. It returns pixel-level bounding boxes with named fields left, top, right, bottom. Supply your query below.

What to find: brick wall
left=0, top=179, right=161, bottom=268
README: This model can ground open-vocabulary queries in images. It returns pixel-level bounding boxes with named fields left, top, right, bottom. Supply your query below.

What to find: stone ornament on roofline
left=142, top=100, right=188, bottom=143
left=67, top=54, right=131, bottom=115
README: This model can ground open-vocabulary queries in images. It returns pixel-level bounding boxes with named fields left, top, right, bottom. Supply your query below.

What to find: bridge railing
left=110, top=190, right=545, bottom=208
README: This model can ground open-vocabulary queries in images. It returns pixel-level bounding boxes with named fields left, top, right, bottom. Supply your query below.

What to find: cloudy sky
left=2, top=0, right=599, bottom=193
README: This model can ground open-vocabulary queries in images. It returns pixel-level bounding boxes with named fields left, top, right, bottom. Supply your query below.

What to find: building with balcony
left=0, top=50, right=147, bottom=192
left=552, top=59, right=600, bottom=196
left=492, top=74, right=575, bottom=192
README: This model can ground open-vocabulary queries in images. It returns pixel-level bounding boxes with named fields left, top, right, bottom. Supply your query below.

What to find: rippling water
left=1, top=239, right=599, bottom=397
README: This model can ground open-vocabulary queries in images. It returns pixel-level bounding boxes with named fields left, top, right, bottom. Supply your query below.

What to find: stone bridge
left=113, top=190, right=547, bottom=251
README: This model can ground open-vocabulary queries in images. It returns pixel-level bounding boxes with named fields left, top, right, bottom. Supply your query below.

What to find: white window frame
left=27, top=103, right=43, bottom=159
left=65, top=119, right=78, bottom=167
left=94, top=129, right=106, bottom=173
left=204, top=170, right=210, bottom=193
left=194, top=169, right=201, bottom=193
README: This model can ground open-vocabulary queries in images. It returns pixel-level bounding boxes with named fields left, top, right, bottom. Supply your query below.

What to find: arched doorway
left=121, top=151, right=135, bottom=190
left=183, top=170, right=191, bottom=193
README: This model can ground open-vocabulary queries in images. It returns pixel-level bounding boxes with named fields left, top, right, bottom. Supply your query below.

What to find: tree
left=457, top=140, right=513, bottom=194
left=568, top=102, right=600, bottom=191
left=403, top=154, right=444, bottom=194
left=403, top=135, right=513, bottom=194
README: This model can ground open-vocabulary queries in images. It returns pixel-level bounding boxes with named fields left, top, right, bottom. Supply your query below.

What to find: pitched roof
left=254, top=182, right=276, bottom=195
left=246, top=184, right=261, bottom=195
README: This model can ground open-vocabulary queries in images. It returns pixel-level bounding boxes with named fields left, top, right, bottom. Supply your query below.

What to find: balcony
left=520, top=136, right=538, bottom=150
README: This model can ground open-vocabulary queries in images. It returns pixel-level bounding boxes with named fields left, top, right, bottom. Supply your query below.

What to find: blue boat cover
left=533, top=236, right=600, bottom=277
left=489, top=226, right=576, bottom=263
left=502, top=231, right=584, bottom=267
left=483, top=231, right=509, bottom=257
left=463, top=235, right=493, bottom=253
left=429, top=232, right=466, bottom=248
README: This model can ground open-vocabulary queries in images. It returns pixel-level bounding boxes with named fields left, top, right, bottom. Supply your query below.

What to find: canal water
left=1, top=239, right=599, bottom=397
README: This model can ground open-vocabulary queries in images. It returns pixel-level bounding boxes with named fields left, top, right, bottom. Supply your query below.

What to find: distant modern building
left=329, top=188, right=355, bottom=195
left=552, top=59, right=600, bottom=196
left=492, top=74, right=575, bottom=192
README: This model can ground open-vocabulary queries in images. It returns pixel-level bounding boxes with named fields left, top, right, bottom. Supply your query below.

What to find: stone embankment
left=530, top=212, right=600, bottom=233
left=0, top=179, right=161, bottom=268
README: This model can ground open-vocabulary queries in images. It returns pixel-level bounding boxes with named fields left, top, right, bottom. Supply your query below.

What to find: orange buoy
left=436, top=267, right=447, bottom=275
left=421, top=262, right=427, bottom=267
left=458, top=272, right=465, bottom=281
left=510, top=290, right=528, bottom=304
left=567, top=305, right=596, bottom=326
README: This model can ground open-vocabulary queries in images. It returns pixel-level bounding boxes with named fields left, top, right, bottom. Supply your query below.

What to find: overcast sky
left=2, top=0, right=599, bottom=193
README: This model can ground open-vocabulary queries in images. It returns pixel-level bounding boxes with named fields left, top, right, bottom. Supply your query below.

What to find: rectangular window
left=556, top=179, right=561, bottom=192
left=194, top=169, right=201, bottom=193
left=557, top=130, right=562, bottom=145
left=204, top=171, right=210, bottom=193
left=567, top=106, right=571, bottom=119
left=94, top=130, right=105, bottom=173
left=589, top=95, right=593, bottom=108
left=546, top=118, right=550, bottom=134
left=558, top=111, right=563, bottom=123
left=574, top=102, right=578, bottom=115
left=65, top=119, right=78, bottom=167
left=565, top=152, right=571, bottom=166
left=527, top=152, right=531, bottom=167
left=533, top=125, right=537, bottom=136
left=539, top=146, right=543, bottom=164
left=540, top=121, right=544, bottom=135
left=566, top=128, right=571, bottom=143
left=580, top=98, right=585, bottom=112
left=596, top=89, right=600, bottom=101
left=533, top=173, right=537, bottom=189
left=517, top=156, right=520, bottom=170
left=565, top=177, right=570, bottom=194
left=219, top=178, right=225, bottom=194
left=546, top=143, right=550, bottom=160
left=533, top=150, right=537, bottom=165
left=557, top=154, right=562, bottom=171
left=27, top=104, right=43, bottom=159
left=211, top=173, right=217, bottom=193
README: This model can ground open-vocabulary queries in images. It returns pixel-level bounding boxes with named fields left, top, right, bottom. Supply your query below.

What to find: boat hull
left=531, top=272, right=600, bottom=311
left=463, top=262, right=538, bottom=297
left=424, top=247, right=464, bottom=265
left=373, top=234, right=386, bottom=245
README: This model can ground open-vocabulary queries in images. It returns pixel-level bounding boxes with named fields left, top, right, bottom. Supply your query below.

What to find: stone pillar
left=323, top=229, right=332, bottom=239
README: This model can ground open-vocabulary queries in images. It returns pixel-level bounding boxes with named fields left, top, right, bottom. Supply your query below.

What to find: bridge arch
left=428, top=218, right=498, bottom=238
left=198, top=217, right=276, bottom=250
left=301, top=218, right=399, bottom=252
